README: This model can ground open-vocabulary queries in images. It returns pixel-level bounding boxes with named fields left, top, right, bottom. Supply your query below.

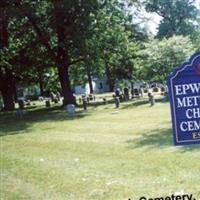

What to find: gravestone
left=65, top=104, right=75, bottom=114
left=16, top=109, right=24, bottom=119
left=103, top=98, right=107, bottom=105
left=38, top=96, right=44, bottom=101
left=133, top=88, right=139, bottom=97
left=54, top=98, right=58, bottom=104
left=56, top=91, right=61, bottom=101
left=168, top=51, right=200, bottom=145
left=89, top=94, right=93, bottom=101
left=161, top=86, right=166, bottom=93
left=26, top=100, right=31, bottom=106
left=139, top=88, right=143, bottom=97
left=153, top=87, right=159, bottom=92
left=115, top=88, right=120, bottom=97
left=148, top=92, right=155, bottom=106
left=82, top=97, right=87, bottom=110
left=45, top=100, right=51, bottom=107
left=50, top=92, right=56, bottom=102
left=18, top=100, right=24, bottom=109
left=123, top=87, right=129, bottom=101
left=114, top=88, right=123, bottom=102
left=143, top=88, right=148, bottom=93
left=115, top=97, right=120, bottom=108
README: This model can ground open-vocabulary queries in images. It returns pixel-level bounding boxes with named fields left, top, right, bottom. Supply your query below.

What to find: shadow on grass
left=127, top=128, right=200, bottom=152
left=77, top=96, right=168, bottom=110
left=85, top=99, right=115, bottom=108
left=121, top=97, right=168, bottom=109
left=0, top=105, right=90, bottom=137
left=127, top=128, right=172, bottom=148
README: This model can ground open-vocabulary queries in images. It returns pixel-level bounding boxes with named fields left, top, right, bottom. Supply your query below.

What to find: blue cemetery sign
left=168, top=51, right=200, bottom=145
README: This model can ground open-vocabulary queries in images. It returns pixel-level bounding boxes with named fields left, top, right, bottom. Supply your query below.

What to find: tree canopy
left=137, top=35, right=196, bottom=81
left=0, top=0, right=199, bottom=111
left=145, top=0, right=199, bottom=38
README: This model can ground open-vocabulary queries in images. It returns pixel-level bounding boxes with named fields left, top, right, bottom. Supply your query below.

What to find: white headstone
left=65, top=104, right=75, bottom=114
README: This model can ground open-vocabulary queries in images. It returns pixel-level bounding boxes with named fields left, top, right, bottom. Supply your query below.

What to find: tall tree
left=0, top=1, right=15, bottom=111
left=145, top=0, right=199, bottom=38
left=98, top=1, right=141, bottom=91
left=70, top=0, right=143, bottom=92
left=137, top=35, right=196, bottom=81
left=0, top=1, right=50, bottom=110
left=14, top=0, right=101, bottom=105
left=0, top=1, right=35, bottom=110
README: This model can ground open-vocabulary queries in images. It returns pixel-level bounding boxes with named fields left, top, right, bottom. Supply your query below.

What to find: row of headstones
left=37, top=94, right=96, bottom=111
left=113, top=86, right=168, bottom=101
left=114, top=88, right=143, bottom=101
left=66, top=87, right=168, bottom=113
left=78, top=94, right=95, bottom=104
left=43, top=94, right=97, bottom=114
left=113, top=93, right=156, bottom=108
left=16, top=86, right=168, bottom=118
left=151, top=86, right=168, bottom=93
left=17, top=98, right=60, bottom=109
left=15, top=95, right=63, bottom=118
left=16, top=96, right=154, bottom=118
left=16, top=85, right=168, bottom=110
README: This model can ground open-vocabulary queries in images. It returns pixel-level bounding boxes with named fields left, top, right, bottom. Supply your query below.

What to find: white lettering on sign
left=177, top=96, right=200, bottom=108
left=174, top=83, right=200, bottom=134
left=175, top=83, right=200, bottom=95
left=186, top=108, right=200, bottom=119
left=180, top=121, right=200, bottom=132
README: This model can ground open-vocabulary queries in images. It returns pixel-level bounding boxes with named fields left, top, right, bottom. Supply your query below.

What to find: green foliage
left=145, top=0, right=199, bottom=38
left=191, top=29, right=200, bottom=49
left=69, top=0, right=143, bottom=89
left=96, top=1, right=143, bottom=84
left=137, top=35, right=196, bottom=81
left=0, top=2, right=52, bottom=86
left=4, top=0, right=198, bottom=97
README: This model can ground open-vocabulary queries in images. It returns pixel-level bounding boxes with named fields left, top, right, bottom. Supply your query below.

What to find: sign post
left=168, top=51, right=200, bottom=145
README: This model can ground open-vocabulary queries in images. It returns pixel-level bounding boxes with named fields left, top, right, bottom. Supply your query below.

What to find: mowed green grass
left=0, top=97, right=200, bottom=200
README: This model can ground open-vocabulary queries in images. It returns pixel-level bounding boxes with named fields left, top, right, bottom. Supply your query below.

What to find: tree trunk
left=27, top=3, right=78, bottom=106
left=13, top=84, right=18, bottom=103
left=57, top=65, right=75, bottom=105
left=131, top=82, right=134, bottom=91
left=39, top=81, right=44, bottom=96
left=105, top=63, right=115, bottom=92
left=53, top=3, right=75, bottom=105
left=108, top=81, right=115, bottom=92
left=0, top=71, right=15, bottom=111
left=0, top=4, right=15, bottom=111
left=1, top=88, right=15, bottom=111
left=87, top=72, right=93, bottom=94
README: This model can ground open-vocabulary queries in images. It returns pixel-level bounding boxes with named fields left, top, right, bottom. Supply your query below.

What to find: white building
left=74, top=77, right=110, bottom=95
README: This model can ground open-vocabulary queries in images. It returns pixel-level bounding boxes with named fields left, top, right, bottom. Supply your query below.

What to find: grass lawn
left=1, top=95, right=200, bottom=200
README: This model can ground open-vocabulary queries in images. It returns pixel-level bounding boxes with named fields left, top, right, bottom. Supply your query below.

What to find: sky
left=129, top=5, right=161, bottom=35
left=127, top=2, right=161, bottom=35
left=140, top=10, right=161, bottom=35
